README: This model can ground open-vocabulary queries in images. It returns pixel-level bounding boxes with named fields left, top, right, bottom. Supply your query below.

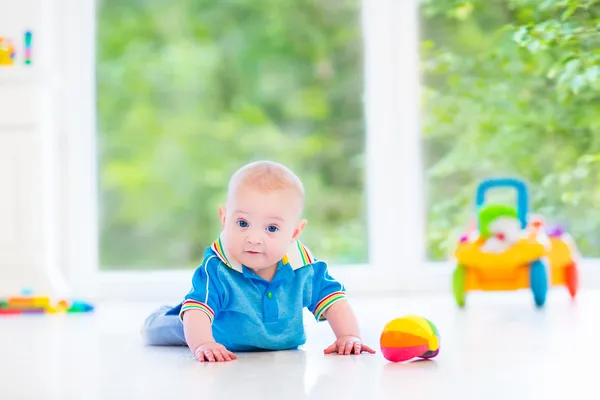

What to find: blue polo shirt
left=166, top=236, right=347, bottom=352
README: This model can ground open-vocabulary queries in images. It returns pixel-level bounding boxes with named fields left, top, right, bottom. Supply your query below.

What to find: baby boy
left=141, top=160, right=375, bottom=362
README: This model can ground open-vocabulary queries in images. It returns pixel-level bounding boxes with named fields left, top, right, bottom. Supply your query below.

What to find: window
left=420, top=1, right=600, bottom=262
left=62, top=0, right=427, bottom=298
left=96, top=0, right=368, bottom=271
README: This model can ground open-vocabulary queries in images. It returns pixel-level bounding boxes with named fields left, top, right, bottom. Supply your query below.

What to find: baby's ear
left=218, top=206, right=226, bottom=228
left=292, top=219, right=307, bottom=241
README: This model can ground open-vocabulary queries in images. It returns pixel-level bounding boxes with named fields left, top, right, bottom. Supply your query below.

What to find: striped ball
left=380, top=315, right=440, bottom=362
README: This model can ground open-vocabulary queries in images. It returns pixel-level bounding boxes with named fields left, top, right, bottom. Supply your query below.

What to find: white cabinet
left=0, top=0, right=65, bottom=296
left=0, top=132, right=23, bottom=258
left=0, top=131, right=40, bottom=291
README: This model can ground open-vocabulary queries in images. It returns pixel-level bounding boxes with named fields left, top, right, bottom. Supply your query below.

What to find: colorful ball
left=379, top=315, right=440, bottom=362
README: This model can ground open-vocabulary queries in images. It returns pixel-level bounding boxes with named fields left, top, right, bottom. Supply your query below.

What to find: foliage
left=421, top=0, right=600, bottom=259
left=97, top=0, right=367, bottom=269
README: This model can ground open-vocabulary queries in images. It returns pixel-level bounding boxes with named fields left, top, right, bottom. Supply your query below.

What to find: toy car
left=452, top=178, right=579, bottom=308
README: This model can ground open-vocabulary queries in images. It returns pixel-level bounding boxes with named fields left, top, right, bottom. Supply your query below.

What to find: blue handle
left=475, top=178, right=528, bottom=228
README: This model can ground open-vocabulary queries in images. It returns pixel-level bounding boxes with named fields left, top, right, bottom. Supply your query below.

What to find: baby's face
left=220, top=185, right=305, bottom=270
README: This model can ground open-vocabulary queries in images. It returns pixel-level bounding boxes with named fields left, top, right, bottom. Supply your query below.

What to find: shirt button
left=267, top=292, right=273, bottom=299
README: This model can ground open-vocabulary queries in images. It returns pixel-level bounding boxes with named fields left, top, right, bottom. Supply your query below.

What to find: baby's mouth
left=245, top=250, right=262, bottom=255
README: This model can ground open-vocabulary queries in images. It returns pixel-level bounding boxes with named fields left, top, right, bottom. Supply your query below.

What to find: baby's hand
left=324, top=335, right=376, bottom=355
left=194, top=341, right=237, bottom=362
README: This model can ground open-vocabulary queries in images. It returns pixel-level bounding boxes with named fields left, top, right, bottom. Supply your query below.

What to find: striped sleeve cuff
left=179, top=299, right=215, bottom=324
left=313, top=291, right=347, bottom=321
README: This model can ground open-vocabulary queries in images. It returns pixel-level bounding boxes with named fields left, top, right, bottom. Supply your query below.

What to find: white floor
left=0, top=290, right=597, bottom=400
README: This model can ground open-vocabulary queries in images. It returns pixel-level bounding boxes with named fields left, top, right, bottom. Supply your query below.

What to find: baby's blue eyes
left=236, top=220, right=278, bottom=233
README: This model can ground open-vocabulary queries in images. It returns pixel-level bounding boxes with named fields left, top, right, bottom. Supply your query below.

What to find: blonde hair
left=227, top=160, right=305, bottom=206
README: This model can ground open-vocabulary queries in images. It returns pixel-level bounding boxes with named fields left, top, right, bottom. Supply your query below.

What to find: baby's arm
left=183, top=310, right=236, bottom=362
left=308, top=261, right=375, bottom=355
left=180, top=256, right=236, bottom=362
left=322, top=299, right=360, bottom=338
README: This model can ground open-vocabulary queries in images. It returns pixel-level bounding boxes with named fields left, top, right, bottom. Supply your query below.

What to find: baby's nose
left=246, top=231, right=263, bottom=244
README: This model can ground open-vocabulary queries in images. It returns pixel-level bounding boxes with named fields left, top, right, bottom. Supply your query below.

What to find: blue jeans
left=141, top=306, right=187, bottom=346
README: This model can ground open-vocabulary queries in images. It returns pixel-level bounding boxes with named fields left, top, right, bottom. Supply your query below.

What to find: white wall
left=0, top=0, right=67, bottom=297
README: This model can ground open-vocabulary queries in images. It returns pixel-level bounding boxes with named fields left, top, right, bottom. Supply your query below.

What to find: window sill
left=73, top=259, right=599, bottom=302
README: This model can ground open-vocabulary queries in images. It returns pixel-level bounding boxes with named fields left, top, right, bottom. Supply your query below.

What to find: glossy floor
left=0, top=290, right=596, bottom=400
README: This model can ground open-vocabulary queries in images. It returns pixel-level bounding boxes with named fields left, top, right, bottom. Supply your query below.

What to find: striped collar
left=211, top=235, right=315, bottom=273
